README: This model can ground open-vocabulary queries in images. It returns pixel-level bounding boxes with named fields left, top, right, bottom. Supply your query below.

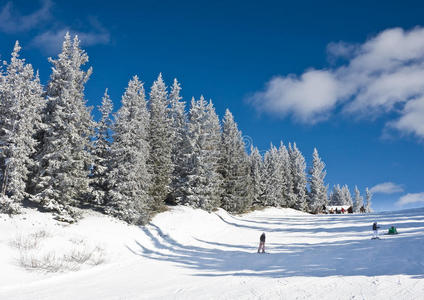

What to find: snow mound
left=244, top=207, right=309, bottom=217
left=0, top=205, right=423, bottom=299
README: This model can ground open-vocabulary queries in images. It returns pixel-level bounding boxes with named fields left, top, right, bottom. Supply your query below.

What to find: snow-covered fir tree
left=262, top=142, right=298, bottom=209
left=289, top=143, right=307, bottom=211
left=220, top=109, right=252, bottom=213
left=90, top=89, right=113, bottom=205
left=353, top=186, right=363, bottom=213
left=279, top=142, right=295, bottom=208
left=148, top=73, right=173, bottom=211
left=365, top=187, right=372, bottom=213
left=262, top=145, right=281, bottom=207
left=179, top=96, right=222, bottom=211
left=308, top=148, right=328, bottom=213
left=329, top=184, right=343, bottom=206
left=341, top=185, right=353, bottom=207
left=0, top=41, right=44, bottom=213
left=260, top=148, right=272, bottom=206
left=32, top=33, right=94, bottom=221
left=106, top=76, right=151, bottom=224
left=249, top=146, right=264, bottom=206
left=167, top=79, right=189, bottom=204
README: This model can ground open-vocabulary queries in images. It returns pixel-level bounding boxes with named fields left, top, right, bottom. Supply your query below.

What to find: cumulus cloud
left=396, top=192, right=424, bottom=206
left=31, top=18, right=110, bottom=54
left=251, top=27, right=424, bottom=139
left=326, top=41, right=358, bottom=63
left=251, top=70, right=344, bottom=123
left=370, top=182, right=404, bottom=194
left=388, top=97, right=424, bottom=138
left=0, top=1, right=110, bottom=54
left=0, top=0, right=52, bottom=33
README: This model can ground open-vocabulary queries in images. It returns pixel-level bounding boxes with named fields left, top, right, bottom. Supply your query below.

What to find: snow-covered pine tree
left=179, top=96, right=222, bottom=211
left=289, top=143, right=307, bottom=211
left=249, top=146, right=264, bottom=206
left=148, top=73, right=172, bottom=212
left=353, top=185, right=363, bottom=213
left=177, top=96, right=200, bottom=207
left=167, top=79, right=189, bottom=204
left=0, top=41, right=44, bottom=213
left=329, top=184, right=343, bottom=206
left=201, top=99, right=223, bottom=210
left=220, top=109, right=252, bottom=213
left=32, top=33, right=94, bottom=221
left=328, top=190, right=334, bottom=205
left=262, top=145, right=283, bottom=207
left=341, top=184, right=353, bottom=207
left=106, top=76, right=151, bottom=224
left=365, top=187, right=372, bottom=213
left=90, top=89, right=113, bottom=205
left=278, top=142, right=293, bottom=208
left=308, top=148, right=328, bottom=214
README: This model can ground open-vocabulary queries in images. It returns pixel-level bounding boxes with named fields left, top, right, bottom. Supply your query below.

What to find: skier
left=258, top=232, right=266, bottom=253
left=372, top=222, right=380, bottom=239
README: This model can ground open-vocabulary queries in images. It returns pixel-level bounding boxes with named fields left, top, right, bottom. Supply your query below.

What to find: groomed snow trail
left=0, top=206, right=423, bottom=299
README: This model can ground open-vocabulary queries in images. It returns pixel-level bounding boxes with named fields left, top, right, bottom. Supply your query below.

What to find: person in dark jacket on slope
left=258, top=232, right=266, bottom=253
left=372, top=222, right=380, bottom=239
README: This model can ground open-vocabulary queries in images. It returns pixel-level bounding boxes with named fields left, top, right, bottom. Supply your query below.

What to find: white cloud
left=251, top=70, right=344, bottom=123
left=0, top=0, right=52, bottom=33
left=251, top=27, right=424, bottom=139
left=0, top=1, right=110, bottom=55
left=388, top=97, right=424, bottom=139
left=30, top=29, right=68, bottom=54
left=396, top=192, right=424, bottom=206
left=31, top=20, right=110, bottom=55
left=326, top=41, right=358, bottom=63
left=370, top=182, right=404, bottom=194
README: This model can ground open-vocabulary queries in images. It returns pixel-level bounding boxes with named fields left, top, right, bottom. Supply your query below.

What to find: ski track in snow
left=0, top=206, right=423, bottom=299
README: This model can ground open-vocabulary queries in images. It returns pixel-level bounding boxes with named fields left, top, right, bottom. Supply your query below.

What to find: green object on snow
left=388, top=226, right=398, bottom=235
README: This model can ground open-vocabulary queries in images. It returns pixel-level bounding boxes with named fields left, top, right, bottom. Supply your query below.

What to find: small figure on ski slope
left=372, top=222, right=380, bottom=239
left=258, top=232, right=266, bottom=253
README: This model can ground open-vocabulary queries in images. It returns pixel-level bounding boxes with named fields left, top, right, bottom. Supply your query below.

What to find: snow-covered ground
left=0, top=206, right=423, bottom=299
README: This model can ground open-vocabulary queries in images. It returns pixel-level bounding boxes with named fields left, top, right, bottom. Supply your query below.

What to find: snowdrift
left=0, top=206, right=423, bottom=299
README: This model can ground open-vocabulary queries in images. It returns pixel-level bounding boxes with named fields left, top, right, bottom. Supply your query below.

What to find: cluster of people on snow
left=258, top=221, right=399, bottom=252
left=326, top=205, right=367, bottom=214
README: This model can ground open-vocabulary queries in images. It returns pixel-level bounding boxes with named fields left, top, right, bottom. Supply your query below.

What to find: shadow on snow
left=128, top=211, right=424, bottom=279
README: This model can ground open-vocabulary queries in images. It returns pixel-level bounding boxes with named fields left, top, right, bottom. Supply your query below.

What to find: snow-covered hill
left=0, top=206, right=423, bottom=299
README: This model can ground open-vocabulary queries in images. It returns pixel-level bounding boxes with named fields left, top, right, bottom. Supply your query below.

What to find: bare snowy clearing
left=0, top=206, right=423, bottom=299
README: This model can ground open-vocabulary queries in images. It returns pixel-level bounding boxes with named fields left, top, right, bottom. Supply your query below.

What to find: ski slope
left=0, top=206, right=423, bottom=299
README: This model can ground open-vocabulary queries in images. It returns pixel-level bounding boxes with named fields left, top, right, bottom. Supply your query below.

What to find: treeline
left=0, top=34, right=372, bottom=224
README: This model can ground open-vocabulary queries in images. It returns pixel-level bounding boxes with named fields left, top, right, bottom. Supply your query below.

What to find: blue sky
left=1, top=0, right=423, bottom=211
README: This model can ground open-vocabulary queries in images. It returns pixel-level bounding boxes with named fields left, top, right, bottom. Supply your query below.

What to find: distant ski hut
left=327, top=205, right=352, bottom=214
